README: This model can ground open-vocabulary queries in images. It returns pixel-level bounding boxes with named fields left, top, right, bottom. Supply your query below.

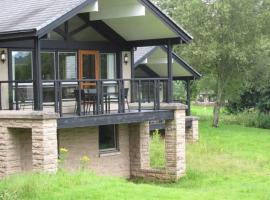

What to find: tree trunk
left=213, top=100, right=221, bottom=127
left=213, top=73, right=224, bottom=128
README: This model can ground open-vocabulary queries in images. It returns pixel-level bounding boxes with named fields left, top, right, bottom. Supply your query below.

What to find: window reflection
left=12, top=51, right=32, bottom=80
left=59, top=52, right=77, bottom=80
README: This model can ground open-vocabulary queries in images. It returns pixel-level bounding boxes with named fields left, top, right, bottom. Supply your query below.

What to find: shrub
left=222, top=110, right=270, bottom=129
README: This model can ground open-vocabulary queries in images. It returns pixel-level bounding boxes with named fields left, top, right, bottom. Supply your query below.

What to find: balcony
left=0, top=78, right=177, bottom=128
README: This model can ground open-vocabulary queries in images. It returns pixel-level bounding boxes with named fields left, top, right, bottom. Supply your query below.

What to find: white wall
left=122, top=51, right=131, bottom=100
left=0, top=48, right=9, bottom=109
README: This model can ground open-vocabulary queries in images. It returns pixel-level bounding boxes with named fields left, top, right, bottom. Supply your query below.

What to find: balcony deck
left=0, top=78, right=182, bottom=128
left=58, top=109, right=174, bottom=129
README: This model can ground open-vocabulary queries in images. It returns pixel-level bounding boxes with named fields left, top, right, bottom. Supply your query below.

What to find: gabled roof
left=0, top=0, right=192, bottom=43
left=134, top=46, right=201, bottom=79
left=134, top=46, right=156, bottom=64
left=0, top=0, right=94, bottom=39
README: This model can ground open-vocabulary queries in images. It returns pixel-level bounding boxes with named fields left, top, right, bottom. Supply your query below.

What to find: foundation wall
left=58, top=124, right=130, bottom=178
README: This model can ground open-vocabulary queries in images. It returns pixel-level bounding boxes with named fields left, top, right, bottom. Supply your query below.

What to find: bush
left=222, top=110, right=270, bottom=129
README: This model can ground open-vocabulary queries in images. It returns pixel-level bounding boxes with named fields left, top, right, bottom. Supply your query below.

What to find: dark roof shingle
left=0, top=0, right=88, bottom=34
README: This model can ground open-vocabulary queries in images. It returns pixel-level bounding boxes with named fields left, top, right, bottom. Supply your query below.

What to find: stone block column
left=129, top=121, right=150, bottom=176
left=185, top=116, right=199, bottom=143
left=0, top=127, right=22, bottom=177
left=164, top=104, right=186, bottom=180
left=32, top=119, right=58, bottom=173
left=0, top=111, right=58, bottom=177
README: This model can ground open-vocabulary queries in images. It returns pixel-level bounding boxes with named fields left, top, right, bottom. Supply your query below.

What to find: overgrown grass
left=150, top=130, right=165, bottom=169
left=192, top=104, right=270, bottom=129
left=1, top=106, right=270, bottom=199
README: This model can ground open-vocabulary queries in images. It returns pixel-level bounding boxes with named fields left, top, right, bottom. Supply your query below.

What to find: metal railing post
left=15, top=82, right=19, bottom=110
left=138, top=80, right=142, bottom=112
left=59, top=82, right=63, bottom=117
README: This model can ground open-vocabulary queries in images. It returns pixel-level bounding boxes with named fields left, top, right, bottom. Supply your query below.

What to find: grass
left=0, top=106, right=270, bottom=200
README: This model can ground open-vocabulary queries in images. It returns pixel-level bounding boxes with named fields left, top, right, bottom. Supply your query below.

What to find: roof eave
left=0, top=29, right=37, bottom=41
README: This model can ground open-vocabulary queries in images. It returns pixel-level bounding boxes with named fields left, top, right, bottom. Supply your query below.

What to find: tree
left=154, top=0, right=270, bottom=127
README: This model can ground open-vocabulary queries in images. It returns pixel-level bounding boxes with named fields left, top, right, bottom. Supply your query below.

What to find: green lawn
left=1, top=107, right=270, bottom=200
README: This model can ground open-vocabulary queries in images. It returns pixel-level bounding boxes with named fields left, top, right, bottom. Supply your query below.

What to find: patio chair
left=16, top=88, right=33, bottom=110
left=74, top=89, right=96, bottom=115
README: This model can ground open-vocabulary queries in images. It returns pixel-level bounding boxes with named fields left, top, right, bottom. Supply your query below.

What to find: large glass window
left=12, top=51, right=32, bottom=80
left=59, top=52, right=77, bottom=80
left=100, top=53, right=116, bottom=79
left=99, top=125, right=118, bottom=151
left=41, top=52, right=55, bottom=80
left=101, top=54, right=117, bottom=95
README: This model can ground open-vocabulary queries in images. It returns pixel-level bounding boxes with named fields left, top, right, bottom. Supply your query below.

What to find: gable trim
left=138, top=0, right=193, bottom=43
left=134, top=46, right=158, bottom=67
left=160, top=46, right=201, bottom=79
left=134, top=46, right=202, bottom=79
left=36, top=0, right=96, bottom=38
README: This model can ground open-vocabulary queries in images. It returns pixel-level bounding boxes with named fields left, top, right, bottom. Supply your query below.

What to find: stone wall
left=0, top=111, right=58, bottom=177
left=58, top=124, right=130, bottom=178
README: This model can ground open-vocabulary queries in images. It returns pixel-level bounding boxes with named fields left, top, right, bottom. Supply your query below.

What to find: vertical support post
left=138, top=80, right=142, bottom=112
left=32, top=118, right=58, bottom=173
left=167, top=40, right=173, bottom=103
left=131, top=49, right=135, bottom=103
left=129, top=122, right=150, bottom=176
left=186, top=80, right=191, bottom=116
left=33, top=37, right=43, bottom=110
left=8, top=49, right=14, bottom=110
left=117, top=51, right=123, bottom=79
left=165, top=108, right=186, bottom=180
left=15, top=82, right=19, bottom=110
left=54, top=51, right=59, bottom=113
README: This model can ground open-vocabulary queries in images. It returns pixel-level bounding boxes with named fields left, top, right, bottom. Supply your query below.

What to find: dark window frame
left=99, top=124, right=119, bottom=153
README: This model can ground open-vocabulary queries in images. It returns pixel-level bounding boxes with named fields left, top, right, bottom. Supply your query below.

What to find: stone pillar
left=185, top=116, right=199, bottom=143
left=32, top=119, right=58, bottom=173
left=129, top=121, right=150, bottom=176
left=0, top=127, right=22, bottom=177
left=164, top=104, right=186, bottom=180
left=0, top=111, right=58, bottom=177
